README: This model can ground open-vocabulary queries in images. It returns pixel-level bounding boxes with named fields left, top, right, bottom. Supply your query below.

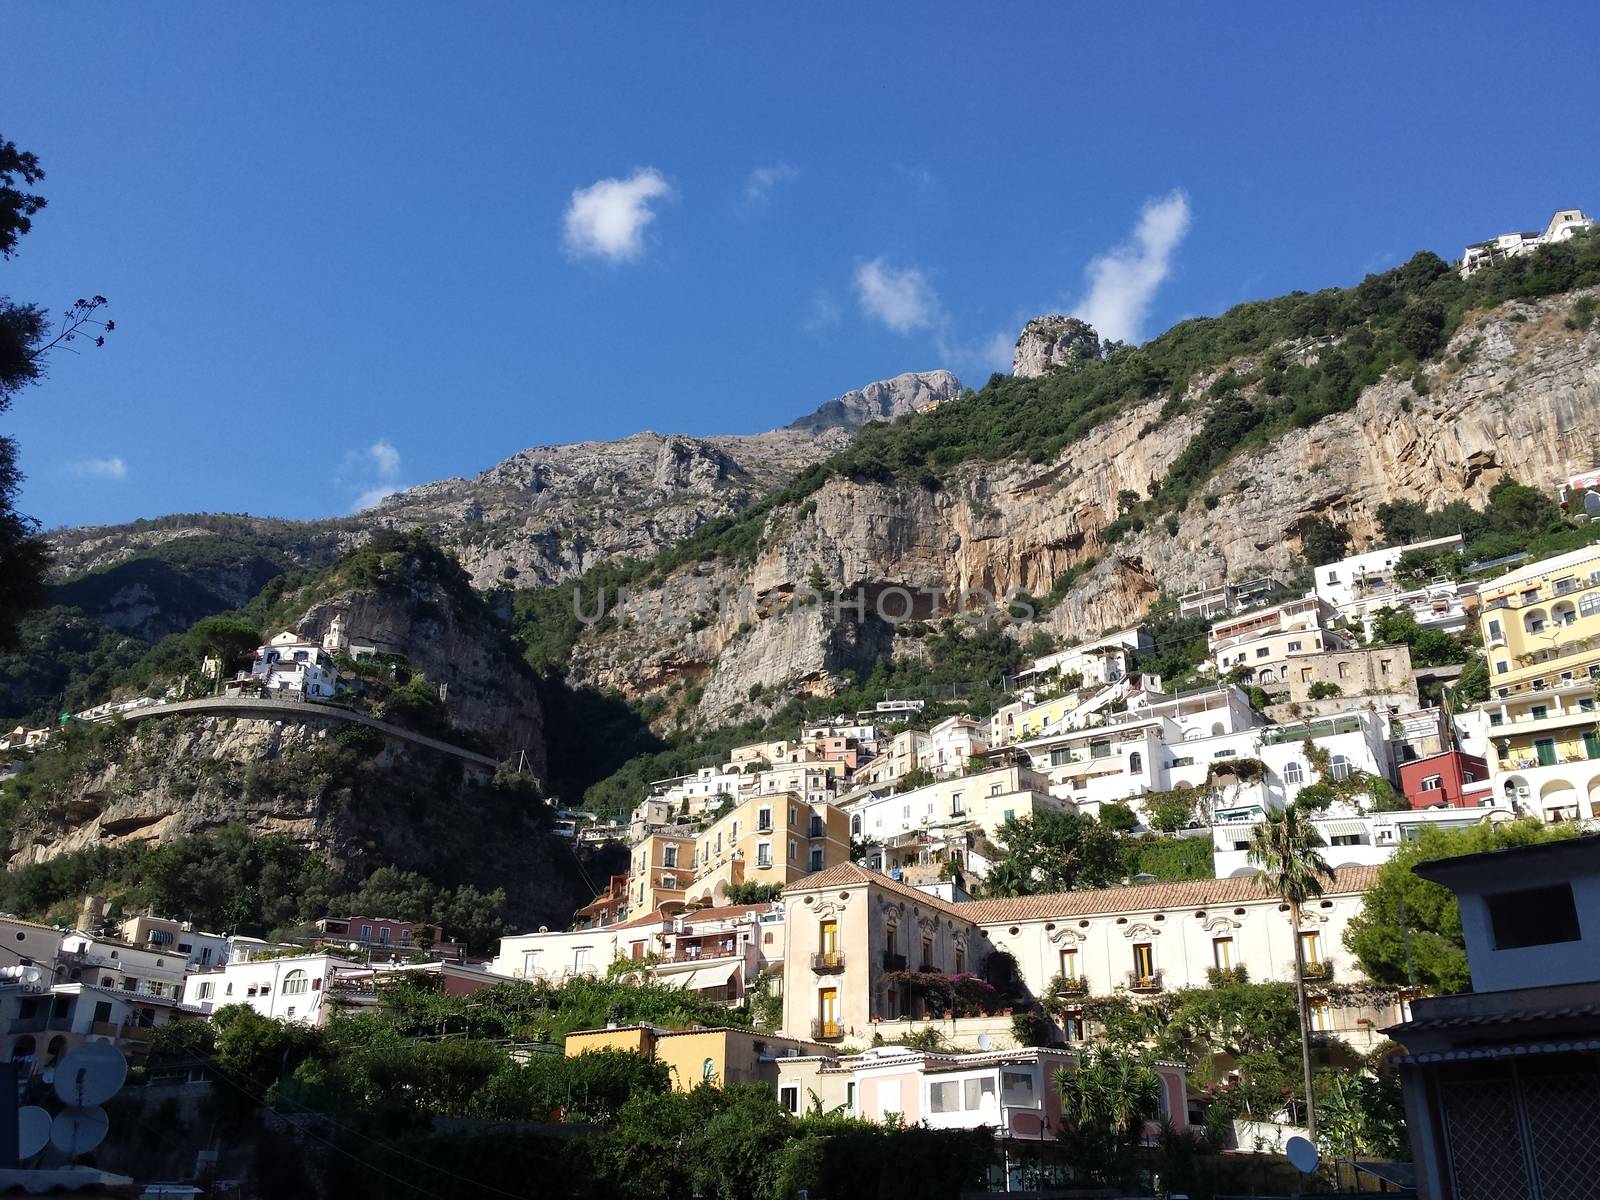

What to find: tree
left=1344, top=818, right=1575, bottom=993
left=1248, top=805, right=1334, bottom=1138
left=1146, top=793, right=1195, bottom=832
left=0, top=136, right=112, bottom=649
left=1098, top=801, right=1138, bottom=833
left=1053, top=1050, right=1164, bottom=1187
left=983, top=811, right=1122, bottom=897
left=1299, top=517, right=1351, bottom=567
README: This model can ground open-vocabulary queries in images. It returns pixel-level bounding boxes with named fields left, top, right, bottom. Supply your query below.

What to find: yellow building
left=1478, top=545, right=1600, bottom=820
left=626, top=794, right=851, bottom=917
left=565, top=1024, right=829, bottom=1089
left=685, top=793, right=850, bottom=905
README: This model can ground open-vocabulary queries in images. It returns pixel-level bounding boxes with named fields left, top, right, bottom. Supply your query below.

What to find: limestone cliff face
left=1, top=715, right=589, bottom=928
left=569, top=291, right=1600, bottom=708
left=1012, top=316, right=1102, bottom=379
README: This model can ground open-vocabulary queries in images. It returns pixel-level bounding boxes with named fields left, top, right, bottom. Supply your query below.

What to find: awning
left=1318, top=819, right=1369, bottom=840
left=665, top=962, right=741, bottom=993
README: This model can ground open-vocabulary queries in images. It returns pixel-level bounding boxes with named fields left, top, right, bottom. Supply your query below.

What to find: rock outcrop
left=567, top=291, right=1600, bottom=713
left=787, top=370, right=962, bottom=433
left=1012, top=316, right=1102, bottom=379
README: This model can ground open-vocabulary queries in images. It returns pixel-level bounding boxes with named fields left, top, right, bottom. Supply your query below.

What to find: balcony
left=881, top=950, right=906, bottom=971
left=811, top=951, right=846, bottom=973
left=1127, top=970, right=1164, bottom=994
left=811, top=1018, right=844, bottom=1042
left=1300, top=959, right=1334, bottom=983
left=1054, top=976, right=1088, bottom=997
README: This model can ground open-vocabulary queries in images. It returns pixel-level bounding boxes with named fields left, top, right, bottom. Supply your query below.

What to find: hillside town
left=5, top=17, right=1600, bottom=1194
left=4, top=526, right=1600, bottom=1195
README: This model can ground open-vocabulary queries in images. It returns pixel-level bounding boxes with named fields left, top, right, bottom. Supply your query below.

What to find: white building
left=1459, top=207, right=1595, bottom=277
left=1313, top=534, right=1471, bottom=635
left=924, top=716, right=989, bottom=777
left=181, top=953, right=355, bottom=1025
left=117, top=914, right=231, bottom=970
left=843, top=764, right=1069, bottom=878
left=1009, top=627, right=1152, bottom=694
left=251, top=631, right=339, bottom=700
left=1177, top=576, right=1284, bottom=620
left=1211, top=804, right=1519, bottom=878
left=58, top=932, right=189, bottom=1001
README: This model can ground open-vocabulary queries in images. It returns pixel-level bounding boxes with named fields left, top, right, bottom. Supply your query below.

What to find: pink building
left=314, top=916, right=464, bottom=961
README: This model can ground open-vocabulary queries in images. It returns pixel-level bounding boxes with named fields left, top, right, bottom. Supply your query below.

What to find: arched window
left=1330, top=755, right=1351, bottom=781
left=45, top=1036, right=65, bottom=1065
left=1128, top=752, right=1143, bottom=775
left=282, top=970, right=310, bottom=996
left=1284, top=761, right=1304, bottom=786
left=1524, top=609, right=1547, bottom=635
left=702, top=1057, right=716, bottom=1080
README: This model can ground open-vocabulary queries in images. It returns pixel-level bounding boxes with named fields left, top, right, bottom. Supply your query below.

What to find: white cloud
left=854, top=257, right=939, bottom=334
left=343, top=439, right=403, bottom=511
left=562, top=168, right=673, bottom=262
left=69, top=457, right=127, bottom=481
left=1073, top=190, right=1191, bottom=344
left=744, top=162, right=798, bottom=206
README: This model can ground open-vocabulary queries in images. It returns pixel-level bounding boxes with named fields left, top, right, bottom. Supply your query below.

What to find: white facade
left=924, top=716, right=989, bottom=776
left=252, top=631, right=338, bottom=700
left=180, top=953, right=352, bottom=1025
left=1212, top=805, right=1519, bottom=878
left=1460, top=208, right=1595, bottom=277
left=58, top=932, right=189, bottom=1000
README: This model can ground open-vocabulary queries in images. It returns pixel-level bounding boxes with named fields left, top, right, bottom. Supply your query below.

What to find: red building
left=1399, top=750, right=1491, bottom=809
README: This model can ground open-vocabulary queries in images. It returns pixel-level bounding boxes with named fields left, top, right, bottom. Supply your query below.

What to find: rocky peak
left=786, top=370, right=962, bottom=433
left=1012, top=316, right=1102, bottom=379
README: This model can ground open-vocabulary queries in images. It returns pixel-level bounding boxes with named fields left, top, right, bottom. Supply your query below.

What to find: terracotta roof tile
left=785, top=862, right=1379, bottom=928
left=958, top=866, right=1380, bottom=925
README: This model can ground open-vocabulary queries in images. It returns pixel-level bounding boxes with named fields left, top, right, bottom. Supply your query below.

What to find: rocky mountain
left=785, top=369, right=962, bottom=433
left=566, top=287, right=1600, bottom=724
left=43, top=370, right=962, bottom=599
left=1012, top=316, right=1102, bottom=378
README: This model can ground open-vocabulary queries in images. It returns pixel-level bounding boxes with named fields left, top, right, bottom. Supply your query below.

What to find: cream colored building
left=1283, top=644, right=1418, bottom=709
left=688, top=793, right=850, bottom=902
left=781, top=862, right=1391, bottom=1052
left=1210, top=594, right=1344, bottom=690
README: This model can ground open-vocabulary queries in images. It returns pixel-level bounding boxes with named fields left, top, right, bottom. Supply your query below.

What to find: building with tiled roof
left=781, top=861, right=1394, bottom=1052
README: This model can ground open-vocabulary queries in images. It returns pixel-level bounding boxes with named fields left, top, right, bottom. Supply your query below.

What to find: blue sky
left=5, top=4, right=1596, bottom=529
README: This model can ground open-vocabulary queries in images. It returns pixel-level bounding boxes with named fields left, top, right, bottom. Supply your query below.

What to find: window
left=1049, top=747, right=1072, bottom=767
left=1284, top=761, right=1304, bottom=786
left=1309, top=998, right=1330, bottom=1033
left=964, top=1077, right=997, bottom=1111
left=1060, top=947, right=1079, bottom=978
left=1488, top=618, right=1504, bottom=640
left=573, top=947, right=591, bottom=972
left=1581, top=592, right=1600, bottom=617
left=1531, top=705, right=1549, bottom=720
left=819, top=920, right=839, bottom=963
left=757, top=807, right=772, bottom=832
left=1212, top=937, right=1233, bottom=970
left=702, top=1058, right=716, bottom=1081
left=921, top=936, right=934, bottom=970
left=196, top=981, right=214, bottom=1000
left=1213, top=749, right=1237, bottom=759
left=845, top=1081, right=856, bottom=1110
left=1495, top=660, right=1508, bottom=675
left=788, top=840, right=796, bottom=862
left=930, top=1081, right=960, bottom=1113
left=1421, top=774, right=1442, bottom=792
left=757, top=842, right=772, bottom=868
left=1287, top=640, right=1302, bottom=652
left=378, top=927, right=390, bottom=943
left=1330, top=755, right=1351, bottom=781
left=1128, top=751, right=1143, bottom=775
left=1255, top=647, right=1269, bottom=658
left=1336, top=661, right=1349, bottom=679
left=360, top=925, right=372, bottom=941
left=955, top=947, right=965, bottom=975
left=989, top=784, right=1002, bottom=796
left=850, top=814, right=862, bottom=837
left=1062, top=1010, right=1085, bottom=1041
left=1487, top=884, right=1582, bottom=948
left=1132, top=942, right=1154, bottom=981
left=282, top=970, right=310, bottom=995
left=1299, top=931, right=1322, bottom=966
left=809, top=848, right=824, bottom=871
left=780, top=1086, right=799, bottom=1114
left=93, top=1001, right=113, bottom=1025
left=1002, top=1068, right=1036, bottom=1107
left=664, top=845, right=677, bottom=868
left=950, top=792, right=964, bottom=816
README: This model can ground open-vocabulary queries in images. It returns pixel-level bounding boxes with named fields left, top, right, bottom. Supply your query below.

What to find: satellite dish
left=50, top=1105, right=109, bottom=1156
left=22, top=967, right=41, bottom=985
left=16, top=1106, right=51, bottom=1158
left=54, top=1042, right=128, bottom=1106
left=1285, top=1134, right=1320, bottom=1174
left=976, top=1033, right=993, bottom=1051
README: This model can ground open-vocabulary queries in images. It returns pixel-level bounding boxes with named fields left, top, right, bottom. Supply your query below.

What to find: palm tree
left=1248, top=803, right=1334, bottom=1138
left=1054, top=1049, right=1163, bottom=1185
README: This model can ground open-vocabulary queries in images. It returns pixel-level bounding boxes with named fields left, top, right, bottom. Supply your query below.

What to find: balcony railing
left=1127, top=970, right=1164, bottom=994
left=811, top=951, right=846, bottom=973
left=1300, top=960, right=1334, bottom=983
left=811, top=1018, right=844, bottom=1041
left=1054, top=976, right=1088, bottom=996
left=881, top=951, right=906, bottom=971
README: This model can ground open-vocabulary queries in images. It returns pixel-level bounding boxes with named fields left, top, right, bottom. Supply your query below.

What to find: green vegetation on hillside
left=0, top=822, right=516, bottom=952
left=1343, top=818, right=1578, bottom=993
